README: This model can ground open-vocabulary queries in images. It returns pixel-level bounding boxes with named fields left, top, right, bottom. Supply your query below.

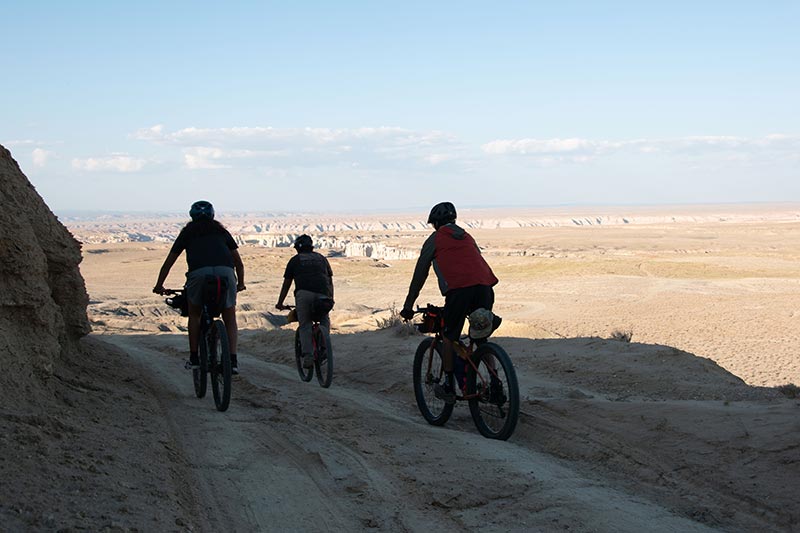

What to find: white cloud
left=183, top=147, right=238, bottom=170
left=133, top=125, right=465, bottom=169
left=482, top=134, right=800, bottom=161
left=32, top=148, right=52, bottom=167
left=483, top=138, right=613, bottom=156
left=72, top=154, right=147, bottom=173
left=3, top=139, right=37, bottom=147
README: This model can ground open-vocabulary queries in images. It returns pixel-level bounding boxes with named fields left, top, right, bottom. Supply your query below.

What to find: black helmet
left=427, top=202, right=457, bottom=225
left=294, top=234, right=313, bottom=250
left=189, top=200, right=215, bottom=221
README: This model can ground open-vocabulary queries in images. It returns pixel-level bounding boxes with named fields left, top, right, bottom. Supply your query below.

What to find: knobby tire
left=295, top=328, right=313, bottom=382
left=466, top=342, right=520, bottom=440
left=314, top=326, right=333, bottom=388
left=194, top=332, right=208, bottom=398
left=209, top=320, right=232, bottom=412
left=412, top=337, right=454, bottom=426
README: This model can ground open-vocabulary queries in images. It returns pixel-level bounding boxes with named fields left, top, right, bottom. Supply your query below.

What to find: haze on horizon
left=2, top=2, right=798, bottom=213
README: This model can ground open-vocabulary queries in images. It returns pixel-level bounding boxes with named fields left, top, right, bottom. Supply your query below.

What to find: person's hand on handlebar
left=153, top=285, right=166, bottom=295
left=237, top=282, right=246, bottom=292
left=399, top=308, right=415, bottom=321
left=276, top=302, right=289, bottom=311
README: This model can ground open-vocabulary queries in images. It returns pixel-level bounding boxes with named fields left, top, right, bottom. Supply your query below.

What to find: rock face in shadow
left=0, top=144, right=90, bottom=410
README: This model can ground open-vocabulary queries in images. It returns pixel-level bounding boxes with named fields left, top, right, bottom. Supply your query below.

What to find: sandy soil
left=4, top=213, right=800, bottom=531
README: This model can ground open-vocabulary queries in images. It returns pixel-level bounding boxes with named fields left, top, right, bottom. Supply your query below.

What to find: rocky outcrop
left=342, top=241, right=418, bottom=260
left=0, top=145, right=90, bottom=410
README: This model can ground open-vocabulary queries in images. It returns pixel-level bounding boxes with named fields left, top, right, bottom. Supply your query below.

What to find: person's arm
left=153, top=251, right=180, bottom=294
left=231, top=249, right=246, bottom=291
left=402, top=233, right=436, bottom=313
left=276, top=277, right=293, bottom=309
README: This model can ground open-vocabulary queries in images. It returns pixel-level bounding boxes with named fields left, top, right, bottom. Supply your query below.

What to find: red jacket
left=403, top=223, right=498, bottom=310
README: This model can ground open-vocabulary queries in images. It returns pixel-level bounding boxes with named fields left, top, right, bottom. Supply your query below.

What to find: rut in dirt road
left=97, top=330, right=778, bottom=533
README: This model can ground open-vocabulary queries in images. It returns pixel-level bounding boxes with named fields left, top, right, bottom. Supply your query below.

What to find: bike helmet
left=294, top=234, right=313, bottom=250
left=189, top=200, right=215, bottom=221
left=427, top=202, right=457, bottom=225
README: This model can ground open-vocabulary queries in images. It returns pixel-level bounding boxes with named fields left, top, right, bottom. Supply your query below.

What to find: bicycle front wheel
left=295, top=328, right=313, bottom=382
left=412, top=337, right=453, bottom=426
left=314, top=326, right=333, bottom=388
left=209, top=320, right=231, bottom=412
left=194, top=332, right=208, bottom=398
left=466, top=342, right=519, bottom=440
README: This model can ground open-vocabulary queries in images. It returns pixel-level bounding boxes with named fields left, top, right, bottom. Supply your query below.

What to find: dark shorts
left=443, top=285, right=494, bottom=341
left=185, top=266, right=237, bottom=308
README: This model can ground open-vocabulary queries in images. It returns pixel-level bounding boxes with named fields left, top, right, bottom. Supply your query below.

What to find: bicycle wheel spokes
left=412, top=338, right=454, bottom=426
left=295, top=328, right=313, bottom=382
left=467, top=343, right=520, bottom=440
left=210, top=321, right=232, bottom=412
left=313, top=326, right=333, bottom=388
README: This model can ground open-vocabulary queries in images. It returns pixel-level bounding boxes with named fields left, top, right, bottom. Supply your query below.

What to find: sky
left=1, top=1, right=799, bottom=214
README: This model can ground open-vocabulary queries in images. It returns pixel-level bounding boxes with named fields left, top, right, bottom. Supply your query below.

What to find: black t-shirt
left=171, top=226, right=238, bottom=272
left=284, top=251, right=333, bottom=296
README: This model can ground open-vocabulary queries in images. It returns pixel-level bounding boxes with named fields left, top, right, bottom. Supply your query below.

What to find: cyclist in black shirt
left=153, top=201, right=246, bottom=373
left=276, top=234, right=334, bottom=368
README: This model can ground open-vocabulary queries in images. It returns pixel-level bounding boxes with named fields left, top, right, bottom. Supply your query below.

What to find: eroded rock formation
left=0, top=144, right=90, bottom=410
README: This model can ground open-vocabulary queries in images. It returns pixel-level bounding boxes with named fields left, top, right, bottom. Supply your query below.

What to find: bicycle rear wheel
left=295, top=328, right=313, bottom=382
left=466, top=342, right=519, bottom=440
left=412, top=337, right=453, bottom=426
left=194, top=333, right=208, bottom=398
left=209, top=320, right=231, bottom=412
left=314, top=326, right=333, bottom=388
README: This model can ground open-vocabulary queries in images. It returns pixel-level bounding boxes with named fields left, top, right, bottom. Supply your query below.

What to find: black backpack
left=311, top=296, right=334, bottom=321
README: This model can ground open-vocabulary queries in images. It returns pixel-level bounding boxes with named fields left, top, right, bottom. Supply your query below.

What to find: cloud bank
left=71, top=154, right=148, bottom=173
left=133, top=125, right=466, bottom=170
left=482, top=134, right=800, bottom=161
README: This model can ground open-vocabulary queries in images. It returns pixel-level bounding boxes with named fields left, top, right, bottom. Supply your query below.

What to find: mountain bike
left=411, top=304, right=519, bottom=440
left=283, top=304, right=333, bottom=388
left=164, top=278, right=232, bottom=412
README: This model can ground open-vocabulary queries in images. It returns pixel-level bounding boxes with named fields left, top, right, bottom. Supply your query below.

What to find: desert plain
left=5, top=204, right=800, bottom=532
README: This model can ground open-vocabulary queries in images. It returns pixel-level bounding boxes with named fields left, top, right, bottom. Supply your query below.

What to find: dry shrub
left=376, top=304, right=418, bottom=337
left=610, top=329, right=633, bottom=343
left=777, top=383, right=799, bottom=399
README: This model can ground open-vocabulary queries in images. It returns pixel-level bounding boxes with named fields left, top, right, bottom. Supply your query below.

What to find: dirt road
left=95, top=329, right=797, bottom=532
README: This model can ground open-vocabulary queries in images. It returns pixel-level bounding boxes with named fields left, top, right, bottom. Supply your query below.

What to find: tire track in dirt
left=99, top=333, right=733, bottom=532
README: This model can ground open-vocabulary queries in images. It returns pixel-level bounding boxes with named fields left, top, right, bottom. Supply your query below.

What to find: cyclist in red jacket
left=400, top=202, right=499, bottom=404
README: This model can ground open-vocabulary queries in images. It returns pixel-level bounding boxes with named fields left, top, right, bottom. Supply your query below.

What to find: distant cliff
left=63, top=205, right=800, bottom=260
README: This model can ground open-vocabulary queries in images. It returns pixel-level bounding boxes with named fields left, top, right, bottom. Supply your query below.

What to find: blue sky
left=2, top=1, right=798, bottom=213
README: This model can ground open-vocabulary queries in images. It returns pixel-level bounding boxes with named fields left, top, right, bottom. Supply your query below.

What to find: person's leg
left=184, top=269, right=210, bottom=368
left=318, top=301, right=332, bottom=359
left=295, top=290, right=315, bottom=367
left=441, top=337, right=455, bottom=372
left=220, top=306, right=239, bottom=373
left=221, top=306, right=238, bottom=353
left=436, top=288, right=471, bottom=404
left=443, top=287, right=470, bottom=351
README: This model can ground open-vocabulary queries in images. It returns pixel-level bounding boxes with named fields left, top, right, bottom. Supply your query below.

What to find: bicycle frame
left=419, top=309, right=499, bottom=402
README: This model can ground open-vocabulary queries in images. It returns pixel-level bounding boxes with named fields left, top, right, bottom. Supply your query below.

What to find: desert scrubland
left=4, top=196, right=800, bottom=531
left=59, top=205, right=799, bottom=532
left=80, top=204, right=800, bottom=388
